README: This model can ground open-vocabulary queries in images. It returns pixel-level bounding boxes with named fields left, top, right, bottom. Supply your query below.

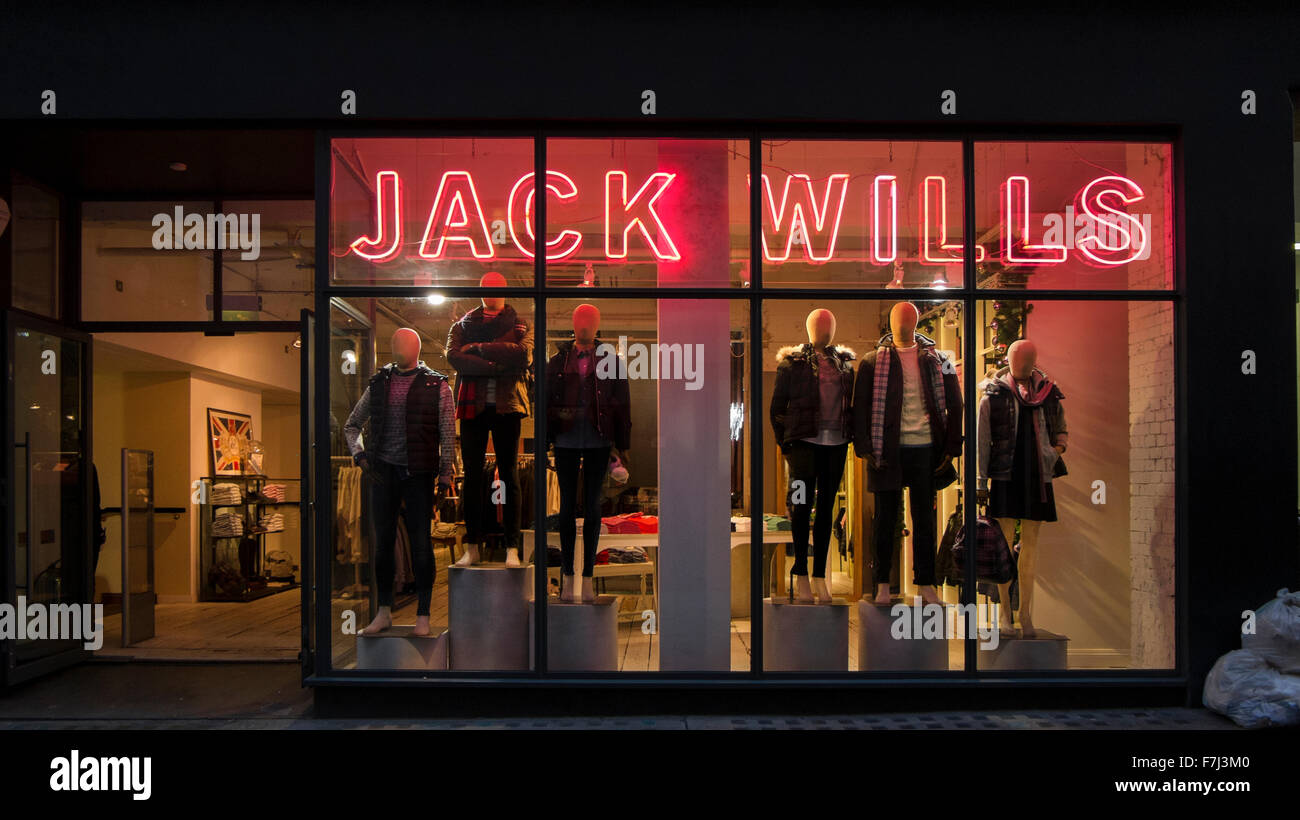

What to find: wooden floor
left=98, top=588, right=300, bottom=661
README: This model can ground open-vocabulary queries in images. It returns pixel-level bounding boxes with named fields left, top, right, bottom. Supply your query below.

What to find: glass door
left=3, top=311, right=92, bottom=685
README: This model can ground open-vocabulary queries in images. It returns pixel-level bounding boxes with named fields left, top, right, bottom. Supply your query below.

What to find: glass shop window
left=973, top=141, right=1175, bottom=290
left=330, top=137, right=535, bottom=287
left=220, top=200, right=314, bottom=321
left=328, top=293, right=537, bottom=672
left=81, top=201, right=215, bottom=321
left=760, top=140, right=966, bottom=290
left=10, top=174, right=61, bottom=319
left=762, top=297, right=967, bottom=673
left=970, top=298, right=1175, bottom=671
left=541, top=297, right=751, bottom=673
left=542, top=138, right=750, bottom=288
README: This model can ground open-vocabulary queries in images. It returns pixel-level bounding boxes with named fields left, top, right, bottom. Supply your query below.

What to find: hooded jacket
left=851, top=332, right=963, bottom=492
left=546, top=338, right=632, bottom=452
left=446, top=304, right=534, bottom=418
left=976, top=366, right=1068, bottom=491
left=770, top=343, right=856, bottom=452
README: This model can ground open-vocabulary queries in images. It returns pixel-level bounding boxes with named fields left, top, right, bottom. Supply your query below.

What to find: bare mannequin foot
left=1020, top=614, right=1037, bottom=638
left=917, top=585, right=944, bottom=607
left=560, top=574, right=576, bottom=602
left=581, top=577, right=596, bottom=603
left=505, top=548, right=522, bottom=568
left=812, top=576, right=832, bottom=604
left=413, top=615, right=431, bottom=637
left=455, top=544, right=480, bottom=567
left=360, top=606, right=392, bottom=635
left=794, top=574, right=814, bottom=603
left=872, top=583, right=892, bottom=606
left=998, top=606, right=1018, bottom=638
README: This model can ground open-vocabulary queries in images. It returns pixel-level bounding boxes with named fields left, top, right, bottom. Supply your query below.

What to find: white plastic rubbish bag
left=1203, top=649, right=1300, bottom=728
left=1242, top=588, right=1300, bottom=674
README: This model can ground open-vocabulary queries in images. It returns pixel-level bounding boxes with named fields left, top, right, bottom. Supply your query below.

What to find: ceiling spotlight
left=169, top=162, right=188, bottom=172
left=426, top=293, right=446, bottom=305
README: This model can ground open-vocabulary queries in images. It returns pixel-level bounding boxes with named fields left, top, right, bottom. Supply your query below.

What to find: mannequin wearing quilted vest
left=976, top=339, right=1068, bottom=638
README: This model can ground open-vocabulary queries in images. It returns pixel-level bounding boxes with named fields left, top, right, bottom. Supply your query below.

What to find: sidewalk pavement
left=0, top=660, right=1238, bottom=730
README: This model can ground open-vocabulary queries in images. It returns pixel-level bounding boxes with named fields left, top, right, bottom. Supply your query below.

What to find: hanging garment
left=336, top=465, right=364, bottom=563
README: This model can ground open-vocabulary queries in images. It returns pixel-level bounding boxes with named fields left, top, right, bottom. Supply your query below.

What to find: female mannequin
left=770, top=309, right=856, bottom=603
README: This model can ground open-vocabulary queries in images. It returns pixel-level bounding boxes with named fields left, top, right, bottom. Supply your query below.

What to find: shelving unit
left=198, top=475, right=301, bottom=602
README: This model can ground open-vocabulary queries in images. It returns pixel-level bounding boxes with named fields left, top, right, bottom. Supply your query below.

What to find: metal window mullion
left=749, top=132, right=764, bottom=676
left=533, top=133, right=548, bottom=677
left=962, top=138, right=979, bottom=677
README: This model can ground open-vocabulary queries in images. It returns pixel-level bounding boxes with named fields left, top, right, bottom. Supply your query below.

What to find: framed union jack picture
left=207, top=408, right=253, bottom=476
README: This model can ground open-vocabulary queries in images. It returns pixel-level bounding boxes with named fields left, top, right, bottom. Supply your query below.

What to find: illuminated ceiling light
left=1294, top=242, right=1300, bottom=251
left=169, top=162, right=188, bottom=172
left=426, top=293, right=446, bottom=306
left=29, top=403, right=40, bottom=410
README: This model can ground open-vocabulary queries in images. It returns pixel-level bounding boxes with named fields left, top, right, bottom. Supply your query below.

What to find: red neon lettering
left=417, top=171, right=495, bottom=260
left=349, top=170, right=403, bottom=261
left=508, top=171, right=583, bottom=261
left=604, top=171, right=680, bottom=261
left=1002, top=175, right=1068, bottom=265
left=1075, top=175, right=1148, bottom=266
left=921, top=175, right=985, bottom=264
left=758, top=172, right=849, bottom=263
left=872, top=175, right=898, bottom=265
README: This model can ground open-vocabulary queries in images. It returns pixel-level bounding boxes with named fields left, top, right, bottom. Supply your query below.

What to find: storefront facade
left=2, top=6, right=1298, bottom=712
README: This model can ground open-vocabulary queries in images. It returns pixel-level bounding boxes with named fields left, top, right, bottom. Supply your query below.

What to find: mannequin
left=448, top=272, right=534, bottom=568
left=546, top=304, right=632, bottom=602
left=853, top=302, right=963, bottom=607
left=770, top=309, right=856, bottom=604
left=976, top=339, right=1068, bottom=638
left=343, top=328, right=455, bottom=636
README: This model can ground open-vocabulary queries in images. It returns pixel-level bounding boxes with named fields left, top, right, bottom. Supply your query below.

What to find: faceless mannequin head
left=1007, top=339, right=1038, bottom=379
left=573, top=303, right=600, bottom=346
left=391, top=327, right=422, bottom=370
left=480, top=271, right=506, bottom=313
left=805, top=309, right=836, bottom=347
left=889, top=302, right=919, bottom=346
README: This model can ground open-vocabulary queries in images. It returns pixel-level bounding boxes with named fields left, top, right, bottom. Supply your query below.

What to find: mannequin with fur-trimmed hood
left=769, top=309, right=856, bottom=604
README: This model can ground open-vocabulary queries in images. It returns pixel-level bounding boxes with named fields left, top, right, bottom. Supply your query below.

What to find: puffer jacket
left=769, top=343, right=856, bottom=453
left=851, top=332, right=963, bottom=493
left=976, top=366, right=1068, bottom=490
left=546, top=338, right=632, bottom=451
left=446, top=304, right=534, bottom=418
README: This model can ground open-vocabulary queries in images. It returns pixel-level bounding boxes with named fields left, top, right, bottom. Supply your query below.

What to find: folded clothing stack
left=210, top=482, right=242, bottom=505
left=763, top=513, right=791, bottom=532
left=601, top=513, right=659, bottom=534
left=731, top=516, right=751, bottom=532
left=259, top=484, right=286, bottom=502
left=212, top=508, right=244, bottom=537
left=257, top=513, right=285, bottom=533
left=596, top=546, right=649, bottom=564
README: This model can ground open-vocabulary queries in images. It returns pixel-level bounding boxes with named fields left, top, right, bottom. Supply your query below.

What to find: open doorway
left=90, top=331, right=302, bottom=660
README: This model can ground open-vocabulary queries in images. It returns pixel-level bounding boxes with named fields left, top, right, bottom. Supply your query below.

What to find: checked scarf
left=870, top=336, right=948, bottom=466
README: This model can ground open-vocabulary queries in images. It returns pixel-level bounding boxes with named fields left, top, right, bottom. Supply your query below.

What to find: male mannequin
left=344, top=328, right=455, bottom=636
left=770, top=309, right=856, bottom=604
left=976, top=339, right=1068, bottom=637
left=546, top=304, right=632, bottom=602
left=448, top=272, right=534, bottom=568
left=853, top=302, right=962, bottom=607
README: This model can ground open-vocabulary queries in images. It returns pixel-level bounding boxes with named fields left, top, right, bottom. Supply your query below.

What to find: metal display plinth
left=448, top=563, right=531, bottom=670
left=856, top=600, right=950, bottom=671
left=762, top=597, right=850, bottom=671
left=982, top=629, right=1069, bottom=670
left=356, top=626, right=449, bottom=670
left=529, top=595, right=620, bottom=672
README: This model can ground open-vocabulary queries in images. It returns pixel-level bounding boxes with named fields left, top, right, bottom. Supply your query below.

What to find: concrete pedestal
left=529, top=595, right=620, bottom=671
left=356, top=626, right=449, bottom=670
left=762, top=597, right=849, bottom=671
left=982, top=629, right=1068, bottom=670
left=856, top=600, right=950, bottom=671
left=448, top=563, right=531, bottom=670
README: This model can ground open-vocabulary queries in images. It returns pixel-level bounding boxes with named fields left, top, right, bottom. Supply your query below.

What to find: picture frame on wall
left=207, top=408, right=254, bottom=476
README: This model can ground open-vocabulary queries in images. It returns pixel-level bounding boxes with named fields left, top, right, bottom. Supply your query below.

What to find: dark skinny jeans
left=555, top=446, right=611, bottom=577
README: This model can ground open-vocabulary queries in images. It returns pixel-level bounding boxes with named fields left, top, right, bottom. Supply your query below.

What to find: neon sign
left=344, top=169, right=1152, bottom=267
